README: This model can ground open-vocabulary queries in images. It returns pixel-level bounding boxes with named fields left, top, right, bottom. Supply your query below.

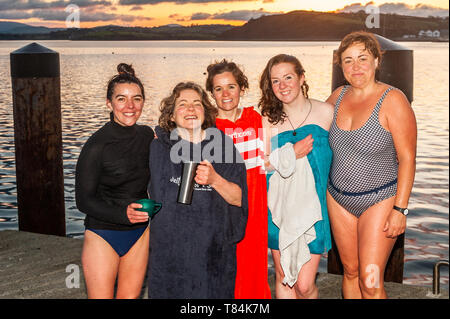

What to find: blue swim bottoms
left=87, top=227, right=147, bottom=257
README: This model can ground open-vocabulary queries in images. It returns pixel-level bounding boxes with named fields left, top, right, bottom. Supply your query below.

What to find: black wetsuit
left=75, top=119, right=155, bottom=231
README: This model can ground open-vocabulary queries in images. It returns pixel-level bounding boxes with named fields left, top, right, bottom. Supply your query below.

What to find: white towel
left=268, top=143, right=322, bottom=287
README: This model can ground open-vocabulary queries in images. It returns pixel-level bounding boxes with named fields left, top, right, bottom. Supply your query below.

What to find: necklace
left=286, top=99, right=312, bottom=136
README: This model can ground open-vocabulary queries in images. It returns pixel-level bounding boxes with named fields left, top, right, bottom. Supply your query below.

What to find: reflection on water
left=0, top=40, right=448, bottom=289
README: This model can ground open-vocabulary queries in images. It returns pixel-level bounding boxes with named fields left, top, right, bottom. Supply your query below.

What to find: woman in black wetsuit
left=75, top=63, right=154, bottom=298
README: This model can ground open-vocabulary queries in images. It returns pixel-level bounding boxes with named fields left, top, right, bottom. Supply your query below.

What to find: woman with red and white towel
left=206, top=59, right=271, bottom=299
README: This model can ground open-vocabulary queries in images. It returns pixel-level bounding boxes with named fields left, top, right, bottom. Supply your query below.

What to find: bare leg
left=81, top=230, right=120, bottom=299
left=294, top=254, right=321, bottom=299
left=358, top=197, right=397, bottom=299
left=271, top=249, right=297, bottom=299
left=326, top=191, right=361, bottom=299
left=116, top=227, right=150, bottom=299
left=271, top=250, right=321, bottom=299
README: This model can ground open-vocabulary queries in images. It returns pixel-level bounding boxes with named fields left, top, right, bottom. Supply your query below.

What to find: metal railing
left=432, top=260, right=449, bottom=296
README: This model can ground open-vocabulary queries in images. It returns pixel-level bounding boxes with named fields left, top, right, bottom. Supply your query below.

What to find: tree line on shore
left=0, top=10, right=448, bottom=41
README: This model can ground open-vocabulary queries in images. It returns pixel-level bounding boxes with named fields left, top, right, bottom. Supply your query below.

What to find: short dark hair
left=334, top=31, right=383, bottom=69
left=205, top=59, right=249, bottom=93
left=106, top=63, right=145, bottom=101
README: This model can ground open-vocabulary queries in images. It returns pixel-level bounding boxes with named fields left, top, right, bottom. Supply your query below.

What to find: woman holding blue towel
left=259, top=54, right=334, bottom=299
left=75, top=63, right=154, bottom=298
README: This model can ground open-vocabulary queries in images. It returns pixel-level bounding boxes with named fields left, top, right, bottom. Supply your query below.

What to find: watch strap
left=393, top=205, right=408, bottom=215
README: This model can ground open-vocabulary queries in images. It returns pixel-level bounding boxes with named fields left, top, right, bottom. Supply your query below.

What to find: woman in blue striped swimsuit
left=326, top=31, right=417, bottom=299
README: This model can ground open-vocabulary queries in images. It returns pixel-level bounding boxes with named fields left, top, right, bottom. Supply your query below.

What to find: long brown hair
left=258, top=54, right=309, bottom=125
left=158, top=82, right=218, bottom=132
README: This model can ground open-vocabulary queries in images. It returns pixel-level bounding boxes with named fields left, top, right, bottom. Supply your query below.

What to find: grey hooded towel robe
left=147, top=126, right=248, bottom=299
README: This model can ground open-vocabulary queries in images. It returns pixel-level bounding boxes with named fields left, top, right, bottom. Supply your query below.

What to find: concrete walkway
left=0, top=230, right=447, bottom=299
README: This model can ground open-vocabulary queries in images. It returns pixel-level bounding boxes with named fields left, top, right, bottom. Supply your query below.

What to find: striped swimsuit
left=328, top=85, right=398, bottom=218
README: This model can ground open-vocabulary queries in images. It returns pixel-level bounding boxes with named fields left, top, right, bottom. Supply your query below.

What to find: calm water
left=0, top=40, right=448, bottom=289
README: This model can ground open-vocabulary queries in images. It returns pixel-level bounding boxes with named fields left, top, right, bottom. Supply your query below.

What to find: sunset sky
left=0, top=0, right=448, bottom=28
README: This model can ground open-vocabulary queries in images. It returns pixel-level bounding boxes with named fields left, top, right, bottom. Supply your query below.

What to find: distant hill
left=219, top=10, right=449, bottom=41
left=0, top=23, right=234, bottom=40
left=0, top=21, right=28, bottom=33
left=0, top=21, right=62, bottom=34
left=57, top=24, right=234, bottom=40
left=0, top=11, right=448, bottom=41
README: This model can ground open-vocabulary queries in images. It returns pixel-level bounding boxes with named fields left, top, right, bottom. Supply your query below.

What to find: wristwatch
left=393, top=205, right=409, bottom=216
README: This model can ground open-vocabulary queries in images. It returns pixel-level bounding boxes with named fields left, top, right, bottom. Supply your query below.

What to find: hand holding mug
left=195, top=160, right=218, bottom=186
left=129, top=199, right=162, bottom=223
left=127, top=202, right=149, bottom=224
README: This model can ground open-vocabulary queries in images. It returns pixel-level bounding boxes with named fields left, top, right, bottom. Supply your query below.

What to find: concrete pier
left=0, top=230, right=447, bottom=299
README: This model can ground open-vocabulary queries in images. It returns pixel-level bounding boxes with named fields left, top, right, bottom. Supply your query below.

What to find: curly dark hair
left=258, top=54, right=309, bottom=125
left=205, top=59, right=249, bottom=93
left=158, top=82, right=218, bottom=132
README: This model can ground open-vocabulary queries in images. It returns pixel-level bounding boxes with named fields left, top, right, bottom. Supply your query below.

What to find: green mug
left=135, top=199, right=162, bottom=219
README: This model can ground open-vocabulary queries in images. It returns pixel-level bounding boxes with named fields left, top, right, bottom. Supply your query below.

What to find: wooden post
left=328, top=34, right=413, bottom=283
left=327, top=234, right=405, bottom=283
left=10, top=42, right=65, bottom=236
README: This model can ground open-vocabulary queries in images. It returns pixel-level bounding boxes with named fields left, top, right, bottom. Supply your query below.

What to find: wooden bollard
left=10, top=42, right=65, bottom=236
left=328, top=34, right=413, bottom=283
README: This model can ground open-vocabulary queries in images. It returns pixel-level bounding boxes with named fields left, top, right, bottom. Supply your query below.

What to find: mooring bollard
left=10, top=42, right=66, bottom=236
left=328, top=34, right=414, bottom=283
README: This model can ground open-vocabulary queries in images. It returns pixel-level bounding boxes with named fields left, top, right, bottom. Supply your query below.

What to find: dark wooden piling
left=10, top=42, right=65, bottom=236
left=328, top=34, right=413, bottom=283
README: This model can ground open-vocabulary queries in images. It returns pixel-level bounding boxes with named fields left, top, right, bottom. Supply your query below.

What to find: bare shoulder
left=313, top=98, right=334, bottom=111
left=326, top=85, right=345, bottom=105
left=261, top=113, right=281, bottom=130
left=380, top=86, right=416, bottom=133
left=309, top=98, right=334, bottom=131
left=261, top=114, right=272, bottom=128
left=386, top=87, right=409, bottom=103
left=383, top=87, right=412, bottom=114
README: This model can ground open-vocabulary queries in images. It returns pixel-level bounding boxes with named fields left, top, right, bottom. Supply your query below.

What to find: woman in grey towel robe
left=147, top=81, right=248, bottom=299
